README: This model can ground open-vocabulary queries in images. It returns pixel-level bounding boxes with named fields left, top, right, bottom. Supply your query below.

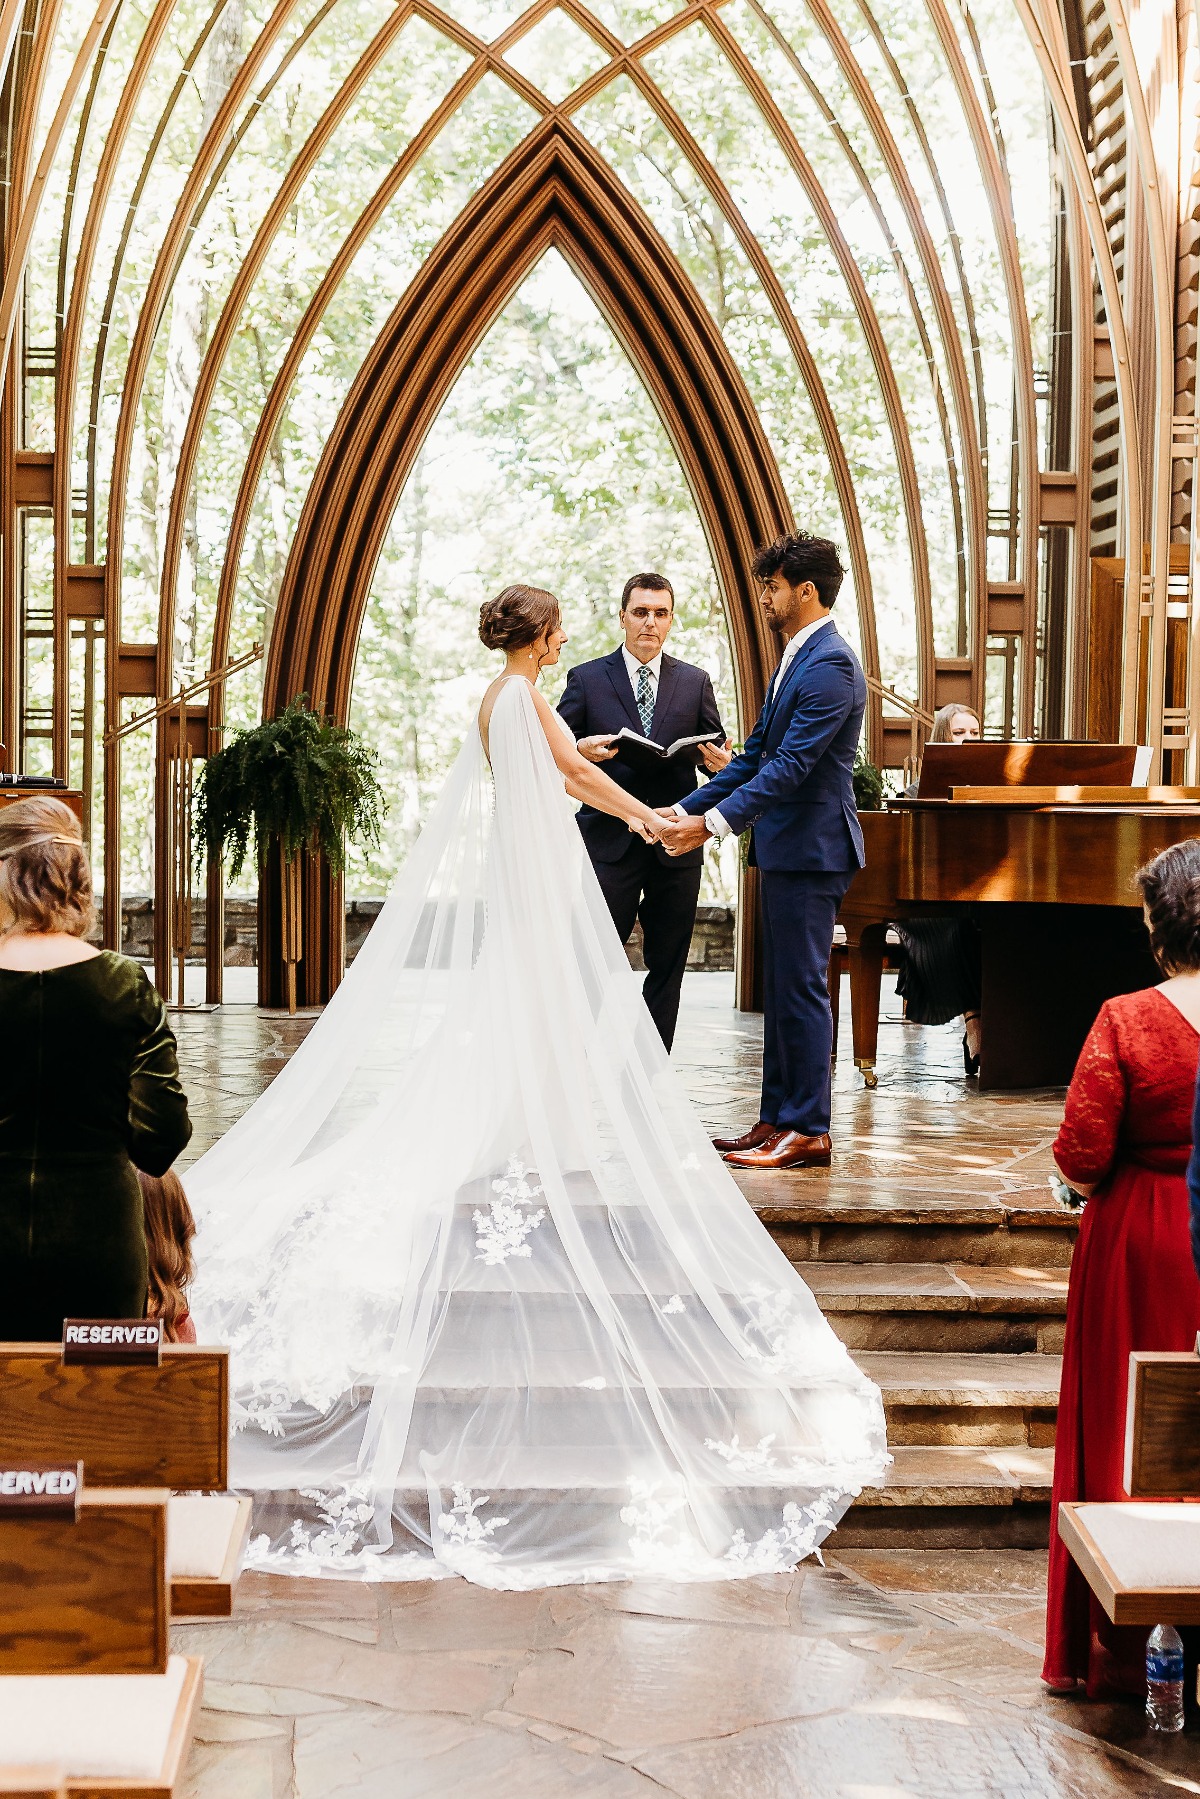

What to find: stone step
left=857, top=1351, right=1061, bottom=1447
left=742, top=1178, right=1079, bottom=1268
left=839, top=1444, right=1052, bottom=1548
left=803, top=1262, right=1068, bottom=1353
left=241, top=1447, right=1053, bottom=1556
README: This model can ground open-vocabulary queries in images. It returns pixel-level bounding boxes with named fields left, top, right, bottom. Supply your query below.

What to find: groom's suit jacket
left=679, top=620, right=865, bottom=873
left=558, top=648, right=725, bottom=869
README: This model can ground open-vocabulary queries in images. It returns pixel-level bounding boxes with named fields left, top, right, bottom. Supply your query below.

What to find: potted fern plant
left=852, top=749, right=885, bottom=812
left=196, top=696, right=386, bottom=1014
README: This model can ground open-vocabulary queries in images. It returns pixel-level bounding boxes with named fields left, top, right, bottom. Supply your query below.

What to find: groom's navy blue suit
left=678, top=618, right=865, bottom=1137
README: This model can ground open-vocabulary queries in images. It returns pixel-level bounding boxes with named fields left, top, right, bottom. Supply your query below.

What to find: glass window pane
left=71, top=0, right=241, bottom=562
left=722, top=0, right=970, bottom=657
left=220, top=72, right=539, bottom=737
left=348, top=247, right=739, bottom=904
left=643, top=21, right=956, bottom=675
left=179, top=18, right=472, bottom=683
left=574, top=74, right=889, bottom=681
left=120, top=0, right=400, bottom=652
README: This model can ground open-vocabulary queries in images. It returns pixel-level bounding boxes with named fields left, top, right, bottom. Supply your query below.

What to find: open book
left=612, top=728, right=724, bottom=763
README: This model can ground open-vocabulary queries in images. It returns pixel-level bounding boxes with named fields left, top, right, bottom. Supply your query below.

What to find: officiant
left=558, top=572, right=731, bottom=1050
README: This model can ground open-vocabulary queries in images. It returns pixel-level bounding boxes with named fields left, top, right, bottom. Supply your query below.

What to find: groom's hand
left=577, top=734, right=618, bottom=763
left=659, top=817, right=710, bottom=857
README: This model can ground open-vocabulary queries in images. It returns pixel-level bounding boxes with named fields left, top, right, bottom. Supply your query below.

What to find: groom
left=558, top=572, right=730, bottom=1050
left=658, top=533, right=865, bottom=1170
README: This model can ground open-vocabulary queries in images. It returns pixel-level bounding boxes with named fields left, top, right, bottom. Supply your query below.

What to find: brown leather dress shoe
left=723, top=1131, right=832, bottom=1170
left=711, top=1121, right=780, bottom=1154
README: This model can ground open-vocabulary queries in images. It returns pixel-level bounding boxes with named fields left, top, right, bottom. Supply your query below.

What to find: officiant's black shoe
left=712, top=1121, right=779, bottom=1155
left=723, top=1131, right=832, bottom=1170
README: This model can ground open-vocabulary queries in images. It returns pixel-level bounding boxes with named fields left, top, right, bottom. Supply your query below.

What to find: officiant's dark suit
left=559, top=636, right=725, bottom=1051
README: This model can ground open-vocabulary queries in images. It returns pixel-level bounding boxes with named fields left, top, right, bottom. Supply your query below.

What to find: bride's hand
left=628, top=815, right=663, bottom=842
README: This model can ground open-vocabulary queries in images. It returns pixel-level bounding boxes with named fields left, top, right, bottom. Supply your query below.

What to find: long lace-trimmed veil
left=187, top=676, right=887, bottom=1586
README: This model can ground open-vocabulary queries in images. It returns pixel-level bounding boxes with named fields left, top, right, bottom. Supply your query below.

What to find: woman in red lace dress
left=1045, top=839, right=1200, bottom=1696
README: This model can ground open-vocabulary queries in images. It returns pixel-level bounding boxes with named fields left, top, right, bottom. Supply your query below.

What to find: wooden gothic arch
left=255, top=114, right=799, bottom=1004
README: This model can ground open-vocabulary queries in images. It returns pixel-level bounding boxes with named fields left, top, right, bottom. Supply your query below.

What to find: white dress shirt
left=623, top=646, right=662, bottom=705
left=682, top=613, right=835, bottom=840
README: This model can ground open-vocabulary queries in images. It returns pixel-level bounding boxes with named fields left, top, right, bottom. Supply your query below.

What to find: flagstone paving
left=171, top=972, right=1200, bottom=1794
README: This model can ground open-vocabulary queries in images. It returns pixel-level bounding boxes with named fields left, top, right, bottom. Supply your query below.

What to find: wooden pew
left=1058, top=1350, right=1200, bottom=1627
left=1123, top=1351, right=1200, bottom=1498
left=0, top=1345, right=250, bottom=1616
left=0, top=1491, right=168, bottom=1676
left=0, top=1488, right=202, bottom=1797
left=0, top=1346, right=227, bottom=1488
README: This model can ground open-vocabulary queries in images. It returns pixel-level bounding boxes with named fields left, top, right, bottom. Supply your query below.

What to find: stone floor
left=170, top=974, right=1200, bottom=1797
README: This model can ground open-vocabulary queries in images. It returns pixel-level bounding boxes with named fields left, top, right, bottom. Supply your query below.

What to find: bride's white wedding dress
left=186, top=676, right=887, bottom=1587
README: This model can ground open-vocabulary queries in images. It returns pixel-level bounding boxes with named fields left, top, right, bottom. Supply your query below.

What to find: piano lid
left=914, top=741, right=1139, bottom=799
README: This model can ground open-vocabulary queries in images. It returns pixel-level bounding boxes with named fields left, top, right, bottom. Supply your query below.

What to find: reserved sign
left=0, top=1462, right=81, bottom=1518
left=62, top=1318, right=163, bottom=1365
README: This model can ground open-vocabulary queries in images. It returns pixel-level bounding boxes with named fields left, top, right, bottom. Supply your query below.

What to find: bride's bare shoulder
left=477, top=674, right=535, bottom=749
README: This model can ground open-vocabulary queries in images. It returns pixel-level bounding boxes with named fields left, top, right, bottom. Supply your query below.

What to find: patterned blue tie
left=636, top=664, right=655, bottom=734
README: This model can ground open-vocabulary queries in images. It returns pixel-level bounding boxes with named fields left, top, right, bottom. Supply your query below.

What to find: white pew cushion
left=0, top=1654, right=187, bottom=1779
left=1075, top=1502, right=1200, bottom=1588
left=167, top=1494, right=241, bottom=1579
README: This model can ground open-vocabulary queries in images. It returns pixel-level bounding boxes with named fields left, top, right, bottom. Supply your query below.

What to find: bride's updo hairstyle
left=478, top=583, right=560, bottom=652
left=0, top=794, right=94, bottom=936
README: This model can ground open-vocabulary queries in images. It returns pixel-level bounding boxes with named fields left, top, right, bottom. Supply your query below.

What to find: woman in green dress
left=0, top=795, right=191, bottom=1339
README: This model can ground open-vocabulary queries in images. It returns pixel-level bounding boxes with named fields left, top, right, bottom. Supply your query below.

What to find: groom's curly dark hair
left=753, top=532, right=846, bottom=610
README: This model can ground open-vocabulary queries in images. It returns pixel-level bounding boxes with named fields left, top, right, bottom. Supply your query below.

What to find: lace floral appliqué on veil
left=474, top=1157, right=547, bottom=1265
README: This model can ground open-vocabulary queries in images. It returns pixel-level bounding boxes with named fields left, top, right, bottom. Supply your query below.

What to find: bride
left=186, top=582, right=888, bottom=1587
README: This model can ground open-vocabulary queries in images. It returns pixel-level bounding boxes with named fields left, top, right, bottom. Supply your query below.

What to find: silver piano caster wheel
left=857, top=1061, right=879, bottom=1090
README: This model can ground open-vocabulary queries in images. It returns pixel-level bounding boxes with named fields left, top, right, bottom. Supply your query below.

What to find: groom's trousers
left=759, top=868, right=854, bottom=1138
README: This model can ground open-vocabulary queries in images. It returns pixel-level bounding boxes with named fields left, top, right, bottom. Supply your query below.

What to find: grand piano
left=837, top=742, right=1200, bottom=1090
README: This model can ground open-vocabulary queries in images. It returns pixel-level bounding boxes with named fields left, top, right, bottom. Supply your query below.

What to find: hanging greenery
left=196, top=696, right=387, bottom=879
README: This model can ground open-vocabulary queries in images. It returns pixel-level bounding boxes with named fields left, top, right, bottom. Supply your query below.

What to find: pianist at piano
left=919, top=705, right=983, bottom=753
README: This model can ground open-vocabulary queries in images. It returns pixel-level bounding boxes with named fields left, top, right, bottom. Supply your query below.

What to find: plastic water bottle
left=1146, top=1624, right=1185, bottom=1732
